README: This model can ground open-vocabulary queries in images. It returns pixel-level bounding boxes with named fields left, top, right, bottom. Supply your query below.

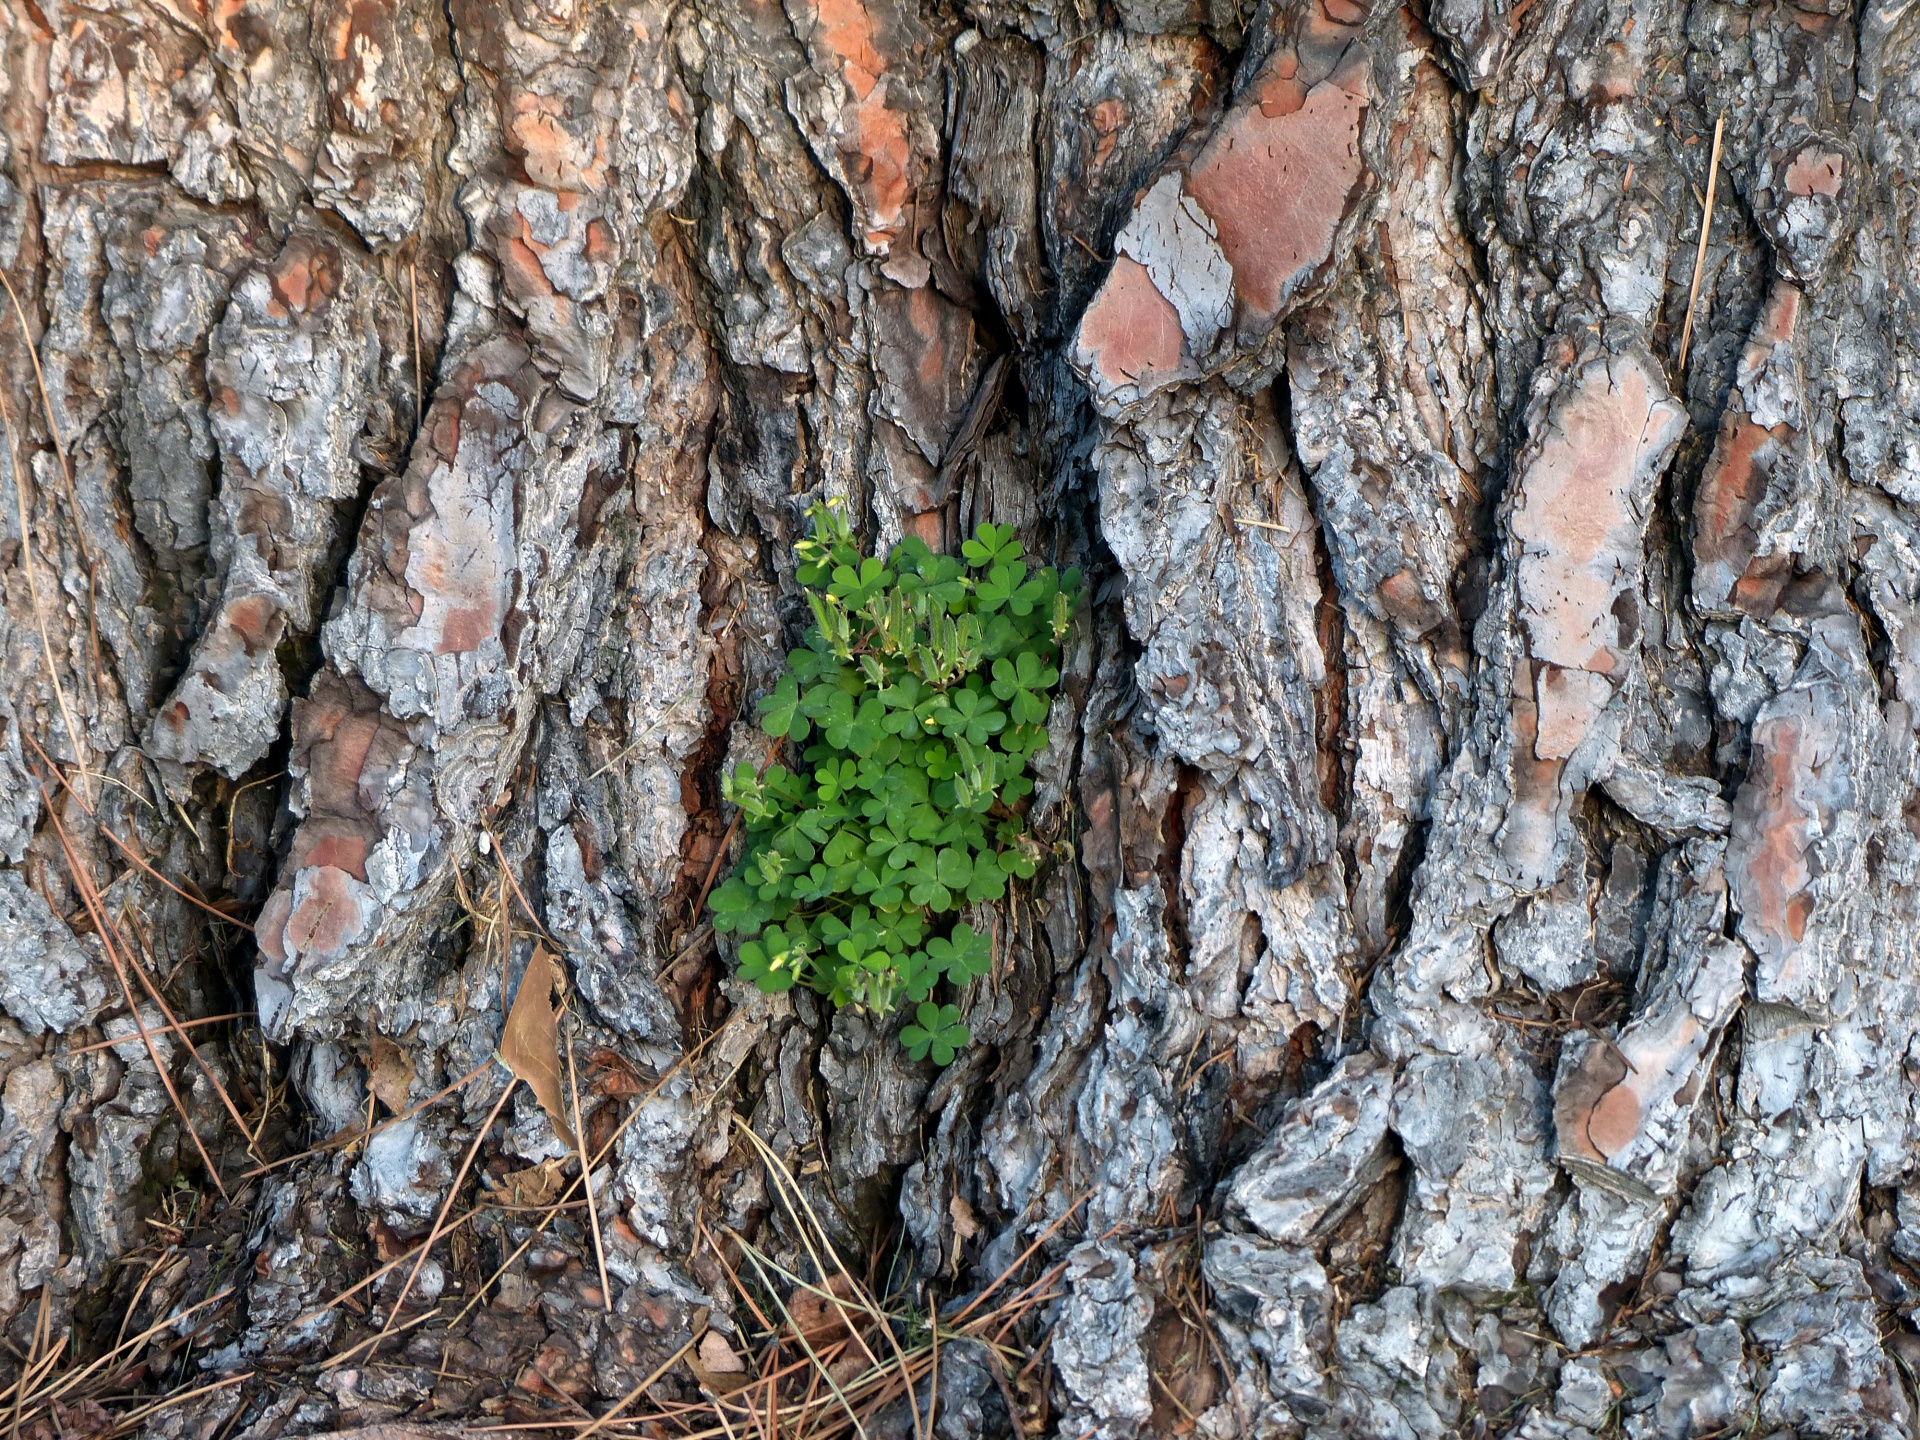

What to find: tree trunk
left=2, top=0, right=1918, bottom=1433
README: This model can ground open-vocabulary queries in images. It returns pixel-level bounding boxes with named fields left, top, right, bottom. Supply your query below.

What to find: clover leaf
left=927, top=923, right=992, bottom=983
left=900, top=1003, right=971, bottom=1065
left=758, top=675, right=809, bottom=741
left=961, top=523, right=1022, bottom=570
left=738, top=929, right=806, bottom=992
left=715, top=504, right=1077, bottom=1062
left=991, top=652, right=1060, bottom=726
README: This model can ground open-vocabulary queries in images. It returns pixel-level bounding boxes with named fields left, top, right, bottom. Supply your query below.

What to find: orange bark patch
left=799, top=0, right=916, bottom=251
left=285, top=865, right=371, bottom=960
left=1510, top=356, right=1681, bottom=768
left=854, top=94, right=914, bottom=244
left=499, top=224, right=558, bottom=303
left=1253, top=69, right=1308, bottom=118
left=1184, top=80, right=1368, bottom=323
left=1734, top=714, right=1818, bottom=973
left=1691, top=283, right=1801, bottom=613
left=268, top=235, right=342, bottom=318
left=1091, top=100, right=1127, bottom=169
left=221, top=592, right=284, bottom=656
left=1500, top=659, right=1569, bottom=875
left=1073, top=255, right=1195, bottom=401
left=507, top=92, right=610, bottom=191
left=324, top=0, right=393, bottom=124
left=812, top=0, right=887, bottom=95
left=1784, top=149, right=1843, bottom=197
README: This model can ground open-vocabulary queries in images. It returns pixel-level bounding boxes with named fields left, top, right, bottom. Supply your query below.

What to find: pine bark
left=2, top=0, right=1919, bottom=1434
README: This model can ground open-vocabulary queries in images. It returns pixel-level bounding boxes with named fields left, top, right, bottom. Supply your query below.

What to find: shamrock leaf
left=737, top=932, right=804, bottom=992
left=709, top=876, right=758, bottom=933
left=990, top=651, right=1061, bottom=726
left=830, top=557, right=893, bottom=607
left=927, top=923, right=992, bottom=983
left=930, top=688, right=1006, bottom=747
left=935, top=846, right=973, bottom=892
left=758, top=675, right=809, bottom=741
left=904, top=856, right=954, bottom=913
left=974, top=561, right=1025, bottom=614
left=825, top=695, right=887, bottom=755
left=900, top=1002, right=970, bottom=1065
left=814, top=759, right=859, bottom=802
left=961, top=523, right=1022, bottom=570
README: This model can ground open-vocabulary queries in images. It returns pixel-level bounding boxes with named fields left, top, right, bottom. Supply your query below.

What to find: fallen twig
left=1675, top=112, right=1726, bottom=372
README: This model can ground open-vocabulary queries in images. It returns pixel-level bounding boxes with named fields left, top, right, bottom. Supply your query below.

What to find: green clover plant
left=710, top=504, right=1078, bottom=1064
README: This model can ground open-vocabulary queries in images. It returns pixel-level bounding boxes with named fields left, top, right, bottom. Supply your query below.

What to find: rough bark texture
left=2, top=0, right=1920, bottom=1434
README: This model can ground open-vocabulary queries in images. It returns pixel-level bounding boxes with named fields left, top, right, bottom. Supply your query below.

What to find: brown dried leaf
left=483, top=1158, right=569, bottom=1209
left=367, top=1033, right=415, bottom=1114
left=788, top=1273, right=857, bottom=1345
left=588, top=1045, right=649, bottom=1097
left=690, top=1330, right=751, bottom=1394
left=500, top=944, right=575, bottom=1148
left=950, top=1193, right=982, bottom=1241
left=55, top=1399, right=113, bottom=1440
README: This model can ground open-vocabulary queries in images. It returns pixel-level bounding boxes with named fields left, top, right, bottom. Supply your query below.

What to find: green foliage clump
left=709, top=503, right=1079, bottom=1063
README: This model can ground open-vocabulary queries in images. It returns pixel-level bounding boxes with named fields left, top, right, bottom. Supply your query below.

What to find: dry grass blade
left=104, top=1372, right=251, bottom=1433
left=948, top=1190, right=1091, bottom=1325
left=500, top=945, right=573, bottom=1148
left=570, top=1335, right=699, bottom=1440
left=10, top=1287, right=49, bottom=1440
left=0, top=398, right=90, bottom=808
left=1676, top=112, right=1726, bottom=372
left=581, top=1141, right=1086, bottom=1440
left=243, top=1056, right=494, bottom=1179
left=735, top=1128, right=886, bottom=1361
left=0, top=270, right=87, bottom=568
left=1, top=267, right=103, bottom=809
left=336, top=1069, right=514, bottom=1368
left=38, top=789, right=228, bottom=1198
left=62, top=1013, right=251, bottom=1058
left=409, top=256, right=423, bottom=417
left=23, top=748, right=253, bottom=1149
left=98, top=827, right=255, bottom=932
left=723, top=1245, right=869, bottom=1440
left=566, top=1026, right=613, bottom=1311
left=7, top=1287, right=234, bottom=1432
left=446, top=1023, right=730, bottom=1333
left=109, top=897, right=253, bottom=1143
left=292, top=1209, right=480, bottom=1328
left=728, top=1126, right=948, bottom=1440
left=484, top=823, right=556, bottom=945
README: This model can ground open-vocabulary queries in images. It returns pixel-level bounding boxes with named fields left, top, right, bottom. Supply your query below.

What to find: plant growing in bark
left=709, top=503, right=1078, bottom=1061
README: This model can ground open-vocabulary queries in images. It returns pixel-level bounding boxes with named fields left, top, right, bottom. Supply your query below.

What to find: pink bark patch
left=267, top=236, right=341, bottom=318
left=1184, top=80, right=1368, bottom=323
left=1691, top=283, right=1801, bottom=614
left=294, top=823, right=372, bottom=882
left=1585, top=1084, right=1641, bottom=1157
left=1072, top=255, right=1197, bottom=402
left=1730, top=705, right=1830, bottom=999
left=1784, top=149, right=1843, bottom=197
left=284, top=864, right=372, bottom=963
left=1511, top=356, right=1682, bottom=760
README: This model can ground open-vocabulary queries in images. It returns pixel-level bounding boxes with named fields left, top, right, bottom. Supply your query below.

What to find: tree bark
left=2, top=0, right=1918, bottom=1434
